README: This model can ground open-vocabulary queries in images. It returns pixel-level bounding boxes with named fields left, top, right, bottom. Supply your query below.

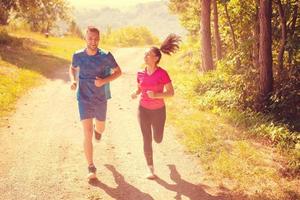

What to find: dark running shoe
left=94, top=126, right=102, bottom=142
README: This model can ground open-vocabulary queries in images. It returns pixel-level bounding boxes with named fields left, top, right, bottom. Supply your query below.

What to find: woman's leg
left=138, top=106, right=153, bottom=166
left=152, top=106, right=166, bottom=143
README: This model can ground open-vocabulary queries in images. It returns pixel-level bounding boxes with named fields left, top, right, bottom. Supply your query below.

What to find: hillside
left=73, top=0, right=187, bottom=39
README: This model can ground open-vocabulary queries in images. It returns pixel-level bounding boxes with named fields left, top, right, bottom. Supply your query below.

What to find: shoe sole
left=146, top=174, right=156, bottom=180
left=87, top=172, right=97, bottom=180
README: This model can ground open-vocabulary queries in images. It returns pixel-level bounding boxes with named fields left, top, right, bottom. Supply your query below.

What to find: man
left=69, top=26, right=122, bottom=180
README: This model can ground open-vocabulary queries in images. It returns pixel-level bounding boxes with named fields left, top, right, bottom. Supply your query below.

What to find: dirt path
left=0, top=48, right=229, bottom=200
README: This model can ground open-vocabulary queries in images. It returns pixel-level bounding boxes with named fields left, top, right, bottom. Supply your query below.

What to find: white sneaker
left=146, top=165, right=156, bottom=179
left=87, top=165, right=97, bottom=180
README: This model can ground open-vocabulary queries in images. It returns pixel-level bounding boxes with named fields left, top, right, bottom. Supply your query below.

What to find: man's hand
left=70, top=81, right=77, bottom=90
left=95, top=76, right=106, bottom=87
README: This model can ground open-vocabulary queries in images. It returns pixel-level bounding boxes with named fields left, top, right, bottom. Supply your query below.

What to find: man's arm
left=69, top=65, right=78, bottom=90
left=95, top=66, right=122, bottom=87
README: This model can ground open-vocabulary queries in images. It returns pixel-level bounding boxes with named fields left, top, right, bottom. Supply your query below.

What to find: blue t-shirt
left=72, top=48, right=118, bottom=103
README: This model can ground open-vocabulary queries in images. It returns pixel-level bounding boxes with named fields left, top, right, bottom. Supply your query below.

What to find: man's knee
left=95, top=126, right=105, bottom=133
left=95, top=121, right=105, bottom=133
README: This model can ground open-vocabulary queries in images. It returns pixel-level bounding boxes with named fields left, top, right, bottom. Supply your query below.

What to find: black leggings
left=138, top=105, right=166, bottom=166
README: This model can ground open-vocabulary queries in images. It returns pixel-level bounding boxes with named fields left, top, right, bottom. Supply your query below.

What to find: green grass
left=0, top=61, right=42, bottom=122
left=160, top=51, right=300, bottom=200
left=0, top=28, right=86, bottom=124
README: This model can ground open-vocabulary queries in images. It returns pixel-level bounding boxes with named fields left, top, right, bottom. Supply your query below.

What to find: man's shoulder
left=99, top=48, right=110, bottom=56
left=73, top=48, right=85, bottom=56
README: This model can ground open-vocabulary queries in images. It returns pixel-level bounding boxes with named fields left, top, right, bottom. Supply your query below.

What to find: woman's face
left=144, top=49, right=158, bottom=65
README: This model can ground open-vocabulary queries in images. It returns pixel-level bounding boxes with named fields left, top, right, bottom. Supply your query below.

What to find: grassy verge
left=0, top=27, right=85, bottom=124
left=161, top=52, right=300, bottom=199
left=0, top=60, right=42, bottom=123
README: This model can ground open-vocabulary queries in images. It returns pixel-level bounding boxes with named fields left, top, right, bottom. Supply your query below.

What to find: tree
left=0, top=0, right=18, bottom=25
left=212, top=0, right=222, bottom=60
left=258, top=0, right=273, bottom=109
left=0, top=0, right=70, bottom=32
left=18, top=0, right=70, bottom=32
left=252, top=2, right=259, bottom=69
left=287, top=1, right=298, bottom=65
left=68, top=20, right=83, bottom=38
left=200, top=0, right=214, bottom=71
left=169, top=0, right=200, bottom=36
left=276, top=0, right=287, bottom=71
left=223, top=1, right=237, bottom=50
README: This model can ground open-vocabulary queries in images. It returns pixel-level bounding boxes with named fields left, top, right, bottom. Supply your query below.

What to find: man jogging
left=69, top=26, right=122, bottom=180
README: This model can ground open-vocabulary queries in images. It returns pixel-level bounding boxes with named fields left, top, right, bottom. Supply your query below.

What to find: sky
left=67, top=0, right=159, bottom=9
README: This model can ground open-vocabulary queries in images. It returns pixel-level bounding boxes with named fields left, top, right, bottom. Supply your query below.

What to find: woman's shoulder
left=157, top=67, right=169, bottom=74
left=137, top=68, right=146, bottom=74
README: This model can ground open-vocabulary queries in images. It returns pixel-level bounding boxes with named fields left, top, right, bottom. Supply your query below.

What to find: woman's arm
left=147, top=82, right=174, bottom=99
left=131, top=86, right=142, bottom=99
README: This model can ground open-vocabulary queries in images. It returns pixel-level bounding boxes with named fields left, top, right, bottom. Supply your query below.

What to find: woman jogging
left=131, top=34, right=180, bottom=179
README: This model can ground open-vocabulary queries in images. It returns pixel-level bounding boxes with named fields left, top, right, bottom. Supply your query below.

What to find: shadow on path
left=0, top=39, right=69, bottom=82
left=89, top=164, right=154, bottom=200
left=155, top=164, right=228, bottom=200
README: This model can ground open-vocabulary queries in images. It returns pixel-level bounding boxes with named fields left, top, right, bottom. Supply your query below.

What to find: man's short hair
left=86, top=26, right=100, bottom=36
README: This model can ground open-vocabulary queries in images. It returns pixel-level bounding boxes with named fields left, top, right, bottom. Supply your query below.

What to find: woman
left=131, top=34, right=180, bottom=179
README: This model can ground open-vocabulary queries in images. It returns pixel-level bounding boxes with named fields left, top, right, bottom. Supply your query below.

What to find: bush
left=0, top=28, right=23, bottom=46
left=0, top=29, right=13, bottom=45
left=101, top=26, right=159, bottom=47
left=270, top=65, right=300, bottom=130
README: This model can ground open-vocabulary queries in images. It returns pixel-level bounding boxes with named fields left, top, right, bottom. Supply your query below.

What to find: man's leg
left=95, top=119, right=105, bottom=140
left=82, top=118, right=94, bottom=166
left=82, top=118, right=97, bottom=179
left=94, top=101, right=107, bottom=141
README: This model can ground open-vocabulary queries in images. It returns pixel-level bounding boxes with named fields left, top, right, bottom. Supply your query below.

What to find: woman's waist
left=139, top=98, right=165, bottom=109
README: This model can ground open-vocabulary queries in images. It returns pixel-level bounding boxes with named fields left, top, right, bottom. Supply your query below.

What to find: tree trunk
left=0, top=7, right=9, bottom=25
left=258, top=0, right=273, bottom=109
left=288, top=3, right=298, bottom=65
left=212, top=0, right=222, bottom=60
left=200, top=0, right=214, bottom=71
left=252, top=4, right=259, bottom=69
left=277, top=0, right=287, bottom=71
left=224, top=3, right=237, bottom=50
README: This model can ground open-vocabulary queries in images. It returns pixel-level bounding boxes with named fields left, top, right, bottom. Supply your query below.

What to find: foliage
left=169, top=0, right=200, bottom=36
left=68, top=20, right=84, bottom=39
left=0, top=0, right=71, bottom=32
left=101, top=26, right=159, bottom=47
left=0, top=28, right=22, bottom=46
left=169, top=0, right=300, bottom=127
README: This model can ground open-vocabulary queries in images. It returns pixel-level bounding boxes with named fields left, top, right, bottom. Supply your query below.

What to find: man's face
left=86, top=31, right=100, bottom=51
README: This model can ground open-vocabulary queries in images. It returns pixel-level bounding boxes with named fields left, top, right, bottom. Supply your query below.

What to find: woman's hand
left=131, top=92, right=138, bottom=99
left=70, top=81, right=77, bottom=90
left=147, top=91, right=155, bottom=98
left=95, top=76, right=106, bottom=87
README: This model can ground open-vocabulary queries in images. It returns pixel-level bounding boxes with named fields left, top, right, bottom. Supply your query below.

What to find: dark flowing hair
left=151, top=33, right=181, bottom=64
